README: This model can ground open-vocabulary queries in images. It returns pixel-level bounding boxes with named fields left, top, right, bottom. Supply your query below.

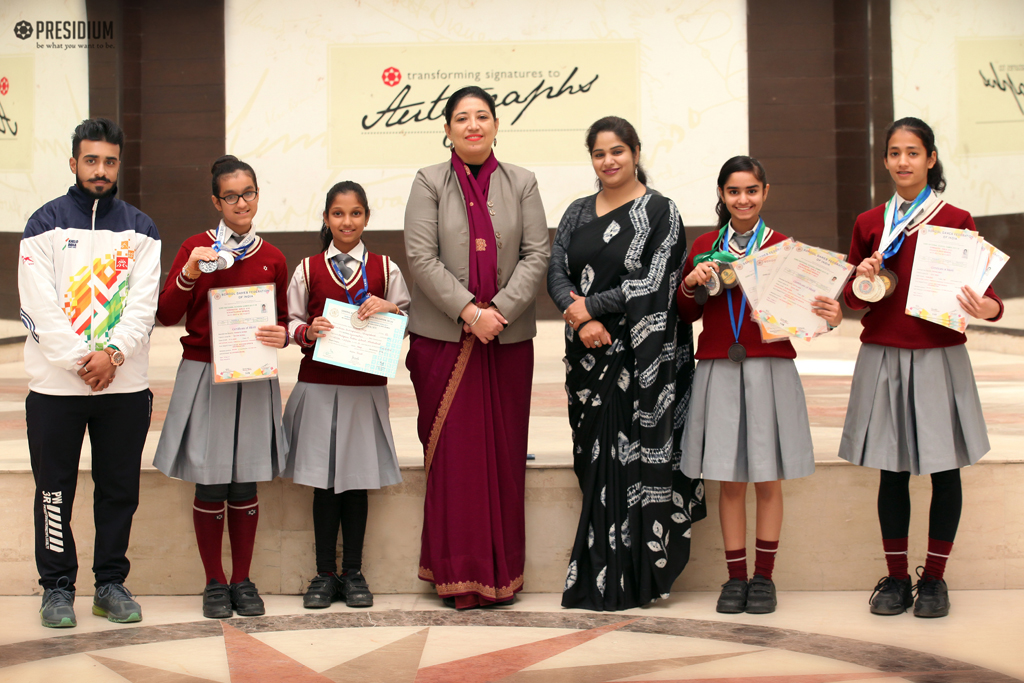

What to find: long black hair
left=714, top=155, right=768, bottom=228
left=585, top=116, right=648, bottom=189
left=211, top=155, right=257, bottom=196
left=319, top=181, right=370, bottom=252
left=884, top=117, right=946, bottom=193
left=443, top=86, right=497, bottom=125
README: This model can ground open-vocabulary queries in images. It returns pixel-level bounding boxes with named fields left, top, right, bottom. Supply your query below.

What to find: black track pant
left=27, top=390, right=152, bottom=591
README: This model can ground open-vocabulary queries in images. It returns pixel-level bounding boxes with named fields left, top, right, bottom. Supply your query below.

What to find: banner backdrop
left=0, top=0, right=88, bottom=233
left=892, top=0, right=1024, bottom=217
left=329, top=41, right=638, bottom=168
left=226, top=0, right=748, bottom=232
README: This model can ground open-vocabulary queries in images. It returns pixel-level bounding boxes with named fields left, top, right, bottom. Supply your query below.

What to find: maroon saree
left=407, top=151, right=534, bottom=607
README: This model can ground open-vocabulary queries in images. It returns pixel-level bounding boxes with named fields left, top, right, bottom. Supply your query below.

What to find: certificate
left=753, top=242, right=853, bottom=341
left=905, top=225, right=984, bottom=332
left=313, top=299, right=408, bottom=378
left=731, top=239, right=794, bottom=340
left=208, top=284, right=279, bottom=383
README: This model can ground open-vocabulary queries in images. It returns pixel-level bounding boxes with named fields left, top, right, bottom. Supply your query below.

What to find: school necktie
left=899, top=201, right=912, bottom=220
left=334, top=253, right=355, bottom=280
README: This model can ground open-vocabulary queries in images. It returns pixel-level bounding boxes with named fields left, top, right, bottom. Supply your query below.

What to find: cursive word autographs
left=361, top=67, right=599, bottom=131
left=979, top=62, right=1024, bottom=116
left=0, top=101, right=17, bottom=137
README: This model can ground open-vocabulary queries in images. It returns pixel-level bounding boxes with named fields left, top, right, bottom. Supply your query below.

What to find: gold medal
left=719, top=264, right=738, bottom=288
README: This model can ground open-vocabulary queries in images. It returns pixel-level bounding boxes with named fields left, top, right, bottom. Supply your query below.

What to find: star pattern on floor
left=80, top=617, right=980, bottom=683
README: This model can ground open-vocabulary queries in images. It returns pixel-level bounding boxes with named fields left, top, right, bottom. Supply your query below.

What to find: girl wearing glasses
left=282, top=181, right=409, bottom=610
left=153, top=155, right=289, bottom=620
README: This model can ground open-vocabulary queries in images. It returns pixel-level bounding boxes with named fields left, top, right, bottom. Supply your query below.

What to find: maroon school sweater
left=157, top=230, right=289, bottom=363
left=677, top=228, right=797, bottom=361
left=842, top=201, right=1003, bottom=349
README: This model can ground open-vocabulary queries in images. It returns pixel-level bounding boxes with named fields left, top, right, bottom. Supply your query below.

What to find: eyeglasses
left=218, top=190, right=258, bottom=205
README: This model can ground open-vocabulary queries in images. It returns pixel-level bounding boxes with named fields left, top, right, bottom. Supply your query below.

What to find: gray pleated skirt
left=154, top=359, right=288, bottom=485
left=282, top=381, right=402, bottom=492
left=681, top=357, right=815, bottom=483
left=838, top=343, right=989, bottom=475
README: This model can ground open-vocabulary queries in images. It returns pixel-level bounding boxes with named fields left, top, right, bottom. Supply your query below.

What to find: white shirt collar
left=326, top=240, right=365, bottom=262
left=218, top=219, right=257, bottom=246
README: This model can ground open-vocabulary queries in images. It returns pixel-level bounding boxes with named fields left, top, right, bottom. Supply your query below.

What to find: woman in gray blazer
left=404, top=86, right=550, bottom=610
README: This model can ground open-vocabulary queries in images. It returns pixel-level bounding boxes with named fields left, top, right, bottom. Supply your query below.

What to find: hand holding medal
left=685, top=261, right=721, bottom=305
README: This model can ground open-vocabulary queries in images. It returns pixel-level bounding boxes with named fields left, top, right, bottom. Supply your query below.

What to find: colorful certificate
left=313, top=299, right=408, bottom=378
left=208, top=284, right=279, bottom=383
left=905, top=225, right=1009, bottom=332
left=754, top=242, right=853, bottom=340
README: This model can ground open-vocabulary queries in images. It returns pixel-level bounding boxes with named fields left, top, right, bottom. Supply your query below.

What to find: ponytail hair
left=211, top=155, right=257, bottom=196
left=884, top=117, right=946, bottom=193
left=714, top=156, right=768, bottom=228
left=320, top=181, right=371, bottom=253
left=585, top=116, right=648, bottom=189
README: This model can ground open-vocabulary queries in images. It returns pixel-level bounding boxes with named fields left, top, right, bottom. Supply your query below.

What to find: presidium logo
left=12, top=18, right=114, bottom=47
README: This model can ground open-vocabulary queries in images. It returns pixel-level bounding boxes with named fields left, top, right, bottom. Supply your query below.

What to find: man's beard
left=76, top=175, right=116, bottom=200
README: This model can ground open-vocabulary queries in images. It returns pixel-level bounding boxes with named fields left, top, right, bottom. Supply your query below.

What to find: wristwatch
left=104, top=345, right=125, bottom=367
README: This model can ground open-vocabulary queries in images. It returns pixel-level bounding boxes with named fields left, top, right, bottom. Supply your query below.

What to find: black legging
left=313, top=488, right=368, bottom=574
left=877, top=469, right=962, bottom=542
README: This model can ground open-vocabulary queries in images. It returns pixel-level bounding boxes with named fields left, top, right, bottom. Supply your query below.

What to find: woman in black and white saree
left=547, top=117, right=706, bottom=611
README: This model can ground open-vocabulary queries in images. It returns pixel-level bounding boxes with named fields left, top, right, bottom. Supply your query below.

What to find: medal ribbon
left=694, top=218, right=767, bottom=265
left=330, top=250, right=370, bottom=305
left=880, top=186, right=931, bottom=262
left=212, top=221, right=257, bottom=261
left=724, top=219, right=766, bottom=348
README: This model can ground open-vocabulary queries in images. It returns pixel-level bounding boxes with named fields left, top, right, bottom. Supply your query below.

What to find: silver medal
left=351, top=311, right=369, bottom=329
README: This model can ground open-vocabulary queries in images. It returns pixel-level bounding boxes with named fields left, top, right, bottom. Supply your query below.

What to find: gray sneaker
left=40, top=578, right=76, bottom=628
left=93, top=582, right=143, bottom=623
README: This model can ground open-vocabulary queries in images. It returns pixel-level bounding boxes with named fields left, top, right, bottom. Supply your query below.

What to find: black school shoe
left=745, top=575, right=777, bottom=614
left=203, top=580, right=233, bottom=619
left=913, top=569, right=950, bottom=618
left=303, top=573, right=343, bottom=609
left=338, top=570, right=374, bottom=608
left=229, top=578, right=266, bottom=616
left=716, top=578, right=748, bottom=613
left=869, top=575, right=914, bottom=615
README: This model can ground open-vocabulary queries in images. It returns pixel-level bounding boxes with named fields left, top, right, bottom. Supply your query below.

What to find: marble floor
left=1, top=591, right=1022, bottom=682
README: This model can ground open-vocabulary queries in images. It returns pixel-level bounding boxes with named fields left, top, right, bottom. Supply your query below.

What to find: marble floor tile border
left=0, top=610, right=1019, bottom=682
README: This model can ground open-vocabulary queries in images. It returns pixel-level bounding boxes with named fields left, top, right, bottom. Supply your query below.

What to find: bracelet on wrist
left=181, top=264, right=200, bottom=281
left=467, top=307, right=483, bottom=327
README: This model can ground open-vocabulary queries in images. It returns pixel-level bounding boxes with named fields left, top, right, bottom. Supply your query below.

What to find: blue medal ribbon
left=330, top=250, right=370, bottom=306
left=881, top=186, right=931, bottom=262
left=725, top=219, right=765, bottom=348
left=212, top=222, right=256, bottom=262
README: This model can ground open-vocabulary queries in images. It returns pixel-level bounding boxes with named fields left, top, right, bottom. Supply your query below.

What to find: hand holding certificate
left=732, top=240, right=853, bottom=341
left=313, top=298, right=408, bottom=378
left=208, top=284, right=280, bottom=383
left=905, top=225, right=1009, bottom=332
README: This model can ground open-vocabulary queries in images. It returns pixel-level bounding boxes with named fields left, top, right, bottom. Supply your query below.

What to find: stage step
left=1, top=456, right=1021, bottom=596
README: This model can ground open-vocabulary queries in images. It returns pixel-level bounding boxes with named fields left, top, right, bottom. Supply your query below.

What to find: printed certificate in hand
left=313, top=298, right=408, bottom=378
left=905, top=225, right=987, bottom=332
left=208, top=284, right=279, bottom=383
left=754, top=243, right=854, bottom=340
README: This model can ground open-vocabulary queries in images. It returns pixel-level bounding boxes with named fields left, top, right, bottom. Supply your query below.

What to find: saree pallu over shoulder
left=406, top=150, right=535, bottom=608
left=561, top=194, right=707, bottom=611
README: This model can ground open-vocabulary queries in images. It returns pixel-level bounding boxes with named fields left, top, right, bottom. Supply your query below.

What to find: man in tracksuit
left=18, top=118, right=161, bottom=628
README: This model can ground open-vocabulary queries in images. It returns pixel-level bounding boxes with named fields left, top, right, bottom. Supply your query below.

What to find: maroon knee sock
left=725, top=548, right=747, bottom=581
left=923, top=538, right=953, bottom=581
left=882, top=537, right=909, bottom=580
left=754, top=539, right=779, bottom=580
left=227, top=496, right=259, bottom=584
left=193, top=498, right=227, bottom=585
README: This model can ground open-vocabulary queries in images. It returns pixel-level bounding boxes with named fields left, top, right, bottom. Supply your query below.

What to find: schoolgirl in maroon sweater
left=678, top=156, right=842, bottom=615
left=153, top=156, right=289, bottom=620
left=839, top=118, right=1003, bottom=619
left=283, top=182, right=410, bottom=609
